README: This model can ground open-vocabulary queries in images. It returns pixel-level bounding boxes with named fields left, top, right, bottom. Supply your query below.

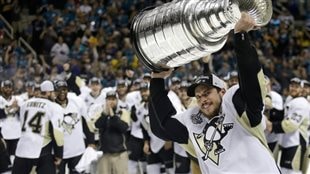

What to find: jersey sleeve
left=14, top=95, right=24, bottom=107
left=87, top=103, right=104, bottom=132
left=0, top=97, right=7, bottom=119
left=120, top=109, right=131, bottom=125
left=50, top=103, right=64, bottom=148
left=149, top=78, right=189, bottom=144
left=233, top=32, right=266, bottom=128
left=273, top=100, right=309, bottom=133
left=78, top=97, right=88, bottom=119
left=82, top=116, right=95, bottom=145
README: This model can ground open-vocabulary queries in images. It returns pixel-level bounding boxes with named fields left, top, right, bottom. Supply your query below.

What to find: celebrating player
left=148, top=13, right=281, bottom=173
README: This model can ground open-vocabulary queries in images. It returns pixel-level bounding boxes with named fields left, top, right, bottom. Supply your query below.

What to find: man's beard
left=48, top=96, right=55, bottom=101
left=203, top=98, right=222, bottom=118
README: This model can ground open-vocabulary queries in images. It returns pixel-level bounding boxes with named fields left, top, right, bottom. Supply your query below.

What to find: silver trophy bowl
left=130, top=0, right=272, bottom=71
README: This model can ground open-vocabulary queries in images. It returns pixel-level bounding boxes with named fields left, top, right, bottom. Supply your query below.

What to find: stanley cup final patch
left=191, top=112, right=203, bottom=124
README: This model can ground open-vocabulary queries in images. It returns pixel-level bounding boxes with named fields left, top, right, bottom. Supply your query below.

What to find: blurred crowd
left=0, top=0, right=309, bottom=96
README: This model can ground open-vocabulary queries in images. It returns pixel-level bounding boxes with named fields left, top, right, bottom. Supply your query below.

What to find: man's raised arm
left=149, top=70, right=188, bottom=143
left=233, top=13, right=266, bottom=127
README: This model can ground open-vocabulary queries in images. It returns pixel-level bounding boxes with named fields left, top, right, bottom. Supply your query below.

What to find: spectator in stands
left=40, top=24, right=58, bottom=61
left=50, top=35, right=70, bottom=65
left=30, top=12, right=46, bottom=55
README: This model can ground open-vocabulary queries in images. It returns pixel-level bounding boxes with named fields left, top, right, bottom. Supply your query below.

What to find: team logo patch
left=62, top=112, right=80, bottom=134
left=191, top=112, right=203, bottom=124
left=289, top=113, right=302, bottom=123
left=193, top=115, right=233, bottom=165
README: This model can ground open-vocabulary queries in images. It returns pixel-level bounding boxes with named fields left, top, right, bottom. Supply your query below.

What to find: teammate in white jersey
left=126, top=78, right=144, bottom=108
left=266, top=78, right=310, bottom=174
left=301, top=80, right=310, bottom=103
left=264, top=76, right=284, bottom=159
left=301, top=79, right=310, bottom=174
left=0, top=118, right=11, bottom=173
left=54, top=80, right=95, bottom=174
left=168, top=78, right=191, bottom=174
left=127, top=82, right=150, bottom=174
left=80, top=77, right=114, bottom=110
left=0, top=80, right=23, bottom=165
left=176, top=81, right=200, bottom=174
left=136, top=82, right=174, bottom=174
left=12, top=80, right=64, bottom=174
left=115, top=79, right=130, bottom=110
left=19, top=81, right=36, bottom=103
left=148, top=13, right=281, bottom=174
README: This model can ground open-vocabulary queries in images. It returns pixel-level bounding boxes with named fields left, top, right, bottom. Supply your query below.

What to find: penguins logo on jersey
left=62, top=112, right=79, bottom=134
left=193, top=115, right=233, bottom=165
left=290, top=113, right=302, bottom=123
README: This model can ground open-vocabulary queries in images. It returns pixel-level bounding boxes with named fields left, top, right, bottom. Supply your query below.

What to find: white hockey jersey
left=146, top=119, right=165, bottom=154
left=16, top=97, right=64, bottom=158
left=266, top=90, right=284, bottom=144
left=139, top=102, right=165, bottom=153
left=131, top=101, right=149, bottom=139
left=80, top=87, right=114, bottom=109
left=278, top=96, right=310, bottom=148
left=61, top=95, right=88, bottom=159
left=173, top=86, right=280, bottom=174
left=168, top=90, right=188, bottom=157
left=126, top=91, right=141, bottom=108
left=0, top=95, right=23, bottom=139
left=19, top=92, right=30, bottom=104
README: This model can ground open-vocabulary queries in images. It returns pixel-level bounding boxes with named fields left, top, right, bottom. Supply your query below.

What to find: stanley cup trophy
left=130, top=0, right=272, bottom=71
